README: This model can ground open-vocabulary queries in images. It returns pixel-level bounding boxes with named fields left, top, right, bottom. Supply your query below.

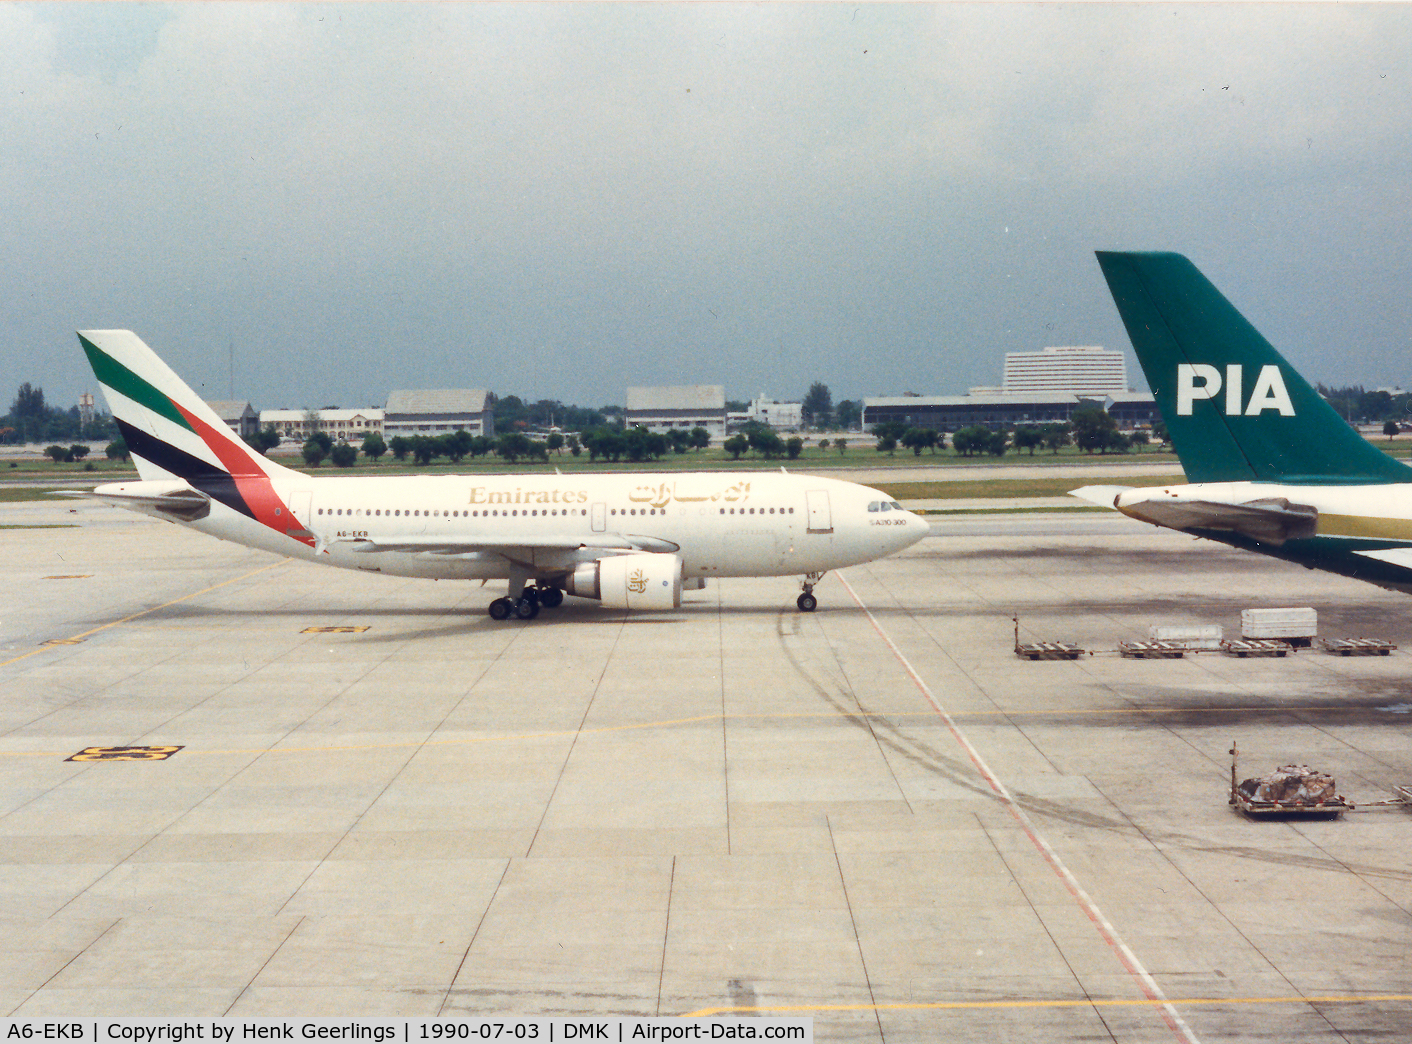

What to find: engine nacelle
left=564, top=553, right=682, bottom=610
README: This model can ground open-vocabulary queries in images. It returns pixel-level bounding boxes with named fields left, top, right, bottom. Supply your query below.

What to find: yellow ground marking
left=43, top=574, right=92, bottom=580
left=0, top=702, right=1389, bottom=760
left=0, top=560, right=285, bottom=673
left=39, top=638, right=86, bottom=646
left=683, top=994, right=1412, bottom=1017
left=300, top=625, right=371, bottom=633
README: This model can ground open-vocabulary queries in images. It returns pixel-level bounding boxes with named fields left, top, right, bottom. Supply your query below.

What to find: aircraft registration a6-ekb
left=1072, top=251, right=1412, bottom=594
left=77, top=330, right=927, bottom=620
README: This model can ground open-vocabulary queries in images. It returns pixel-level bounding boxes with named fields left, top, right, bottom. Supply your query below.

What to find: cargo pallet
left=1118, top=640, right=1187, bottom=659
left=1318, top=637, right=1396, bottom=656
left=1012, top=615, right=1085, bottom=660
left=1015, top=642, right=1085, bottom=661
left=1228, top=743, right=1353, bottom=817
left=1221, top=639, right=1293, bottom=658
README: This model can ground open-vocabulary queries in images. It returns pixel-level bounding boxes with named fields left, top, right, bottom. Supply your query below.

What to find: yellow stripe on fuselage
left=1318, top=513, right=1412, bottom=541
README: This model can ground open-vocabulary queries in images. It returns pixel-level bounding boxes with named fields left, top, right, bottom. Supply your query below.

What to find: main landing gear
left=488, top=584, right=564, bottom=622
left=797, top=572, right=825, bottom=613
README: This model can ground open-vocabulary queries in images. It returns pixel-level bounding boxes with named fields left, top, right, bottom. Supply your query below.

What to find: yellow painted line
left=0, top=560, right=285, bottom=672
left=0, top=702, right=1401, bottom=760
left=683, top=994, right=1412, bottom=1017
left=301, top=625, right=370, bottom=634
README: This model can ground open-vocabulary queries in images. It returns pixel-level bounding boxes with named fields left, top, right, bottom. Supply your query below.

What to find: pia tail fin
left=1094, top=252, right=1411, bottom=485
left=78, top=330, right=294, bottom=486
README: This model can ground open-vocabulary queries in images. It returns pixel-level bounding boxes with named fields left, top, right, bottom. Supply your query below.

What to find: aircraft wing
left=345, top=533, right=680, bottom=555
left=1113, top=494, right=1318, bottom=545
left=1068, top=485, right=1134, bottom=508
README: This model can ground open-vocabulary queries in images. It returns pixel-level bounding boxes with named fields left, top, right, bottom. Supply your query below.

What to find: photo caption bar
left=0, top=1019, right=812, bottom=1044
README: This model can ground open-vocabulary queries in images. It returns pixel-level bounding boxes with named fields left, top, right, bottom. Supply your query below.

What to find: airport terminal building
left=383, top=389, right=495, bottom=439
left=625, top=385, right=727, bottom=436
left=862, top=345, right=1157, bottom=431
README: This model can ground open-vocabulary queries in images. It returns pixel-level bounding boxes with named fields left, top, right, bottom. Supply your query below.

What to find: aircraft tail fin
left=1094, top=252, right=1411, bottom=485
left=78, top=329, right=298, bottom=490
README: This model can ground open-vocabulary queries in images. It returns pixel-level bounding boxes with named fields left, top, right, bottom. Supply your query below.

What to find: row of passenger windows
left=314, top=505, right=796, bottom=518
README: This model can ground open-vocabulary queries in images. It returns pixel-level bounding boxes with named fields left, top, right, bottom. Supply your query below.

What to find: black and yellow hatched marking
left=67, top=745, right=183, bottom=762
left=43, top=574, right=93, bottom=580
left=40, top=637, right=86, bottom=646
left=301, top=626, right=371, bottom=634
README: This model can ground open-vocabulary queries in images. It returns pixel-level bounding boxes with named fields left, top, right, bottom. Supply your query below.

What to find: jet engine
left=564, top=553, right=682, bottom=610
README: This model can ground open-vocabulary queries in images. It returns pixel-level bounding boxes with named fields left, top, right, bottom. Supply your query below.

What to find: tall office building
left=1000, top=346, right=1127, bottom=396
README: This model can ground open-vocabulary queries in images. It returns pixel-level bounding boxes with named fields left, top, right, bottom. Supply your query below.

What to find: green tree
left=834, top=437, right=847, bottom=454
left=105, top=438, right=129, bottom=461
left=1042, top=423, right=1072, bottom=454
left=388, top=436, right=411, bottom=461
left=301, top=440, right=327, bottom=467
left=330, top=442, right=358, bottom=468
left=13, top=384, right=46, bottom=444
left=1013, top=427, right=1044, bottom=456
left=1151, top=420, right=1169, bottom=446
left=986, top=429, right=1010, bottom=457
left=801, top=383, right=832, bottom=428
left=546, top=432, right=565, bottom=455
left=1385, top=420, right=1400, bottom=440
left=496, top=432, right=535, bottom=462
left=723, top=434, right=748, bottom=460
left=567, top=434, right=581, bottom=457
left=786, top=436, right=803, bottom=459
left=901, top=428, right=938, bottom=456
left=69, top=443, right=90, bottom=461
left=1071, top=407, right=1121, bottom=454
left=835, top=400, right=861, bottom=430
left=243, top=426, right=281, bottom=456
left=668, top=429, right=690, bottom=454
left=361, top=432, right=387, bottom=460
left=45, top=444, right=71, bottom=463
left=689, top=427, right=711, bottom=451
left=412, top=436, right=439, bottom=466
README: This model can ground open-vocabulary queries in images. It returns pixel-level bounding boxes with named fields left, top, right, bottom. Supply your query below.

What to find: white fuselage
left=163, top=471, right=927, bottom=582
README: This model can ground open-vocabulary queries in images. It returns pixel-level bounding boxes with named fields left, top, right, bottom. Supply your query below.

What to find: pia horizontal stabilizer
left=1067, top=485, right=1134, bottom=509
left=1114, top=489, right=1318, bottom=545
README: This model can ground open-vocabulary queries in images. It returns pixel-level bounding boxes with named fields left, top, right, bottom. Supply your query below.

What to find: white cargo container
left=1149, top=624, right=1223, bottom=650
left=1241, top=607, right=1317, bottom=641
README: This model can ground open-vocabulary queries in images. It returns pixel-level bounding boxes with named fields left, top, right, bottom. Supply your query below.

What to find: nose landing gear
left=796, top=571, right=825, bottom=612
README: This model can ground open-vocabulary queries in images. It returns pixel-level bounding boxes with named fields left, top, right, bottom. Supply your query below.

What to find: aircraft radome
left=1072, top=251, right=1412, bottom=595
left=75, top=330, right=928, bottom=620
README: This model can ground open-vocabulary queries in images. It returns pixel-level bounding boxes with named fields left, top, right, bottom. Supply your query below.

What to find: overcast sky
left=6, top=3, right=1412, bottom=414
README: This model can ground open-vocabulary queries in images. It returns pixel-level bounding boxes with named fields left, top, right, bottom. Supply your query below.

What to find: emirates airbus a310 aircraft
left=76, top=330, right=928, bottom=620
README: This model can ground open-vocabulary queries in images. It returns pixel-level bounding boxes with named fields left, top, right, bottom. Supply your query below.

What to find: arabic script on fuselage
left=465, top=482, right=752, bottom=509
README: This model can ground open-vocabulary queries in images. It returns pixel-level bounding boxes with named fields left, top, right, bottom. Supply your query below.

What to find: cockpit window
left=890, top=501, right=904, bottom=511
left=880, top=501, right=891, bottom=512
left=868, top=501, right=880, bottom=512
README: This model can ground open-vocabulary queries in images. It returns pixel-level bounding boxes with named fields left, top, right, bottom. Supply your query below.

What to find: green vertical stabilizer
left=1095, top=251, right=1411, bottom=485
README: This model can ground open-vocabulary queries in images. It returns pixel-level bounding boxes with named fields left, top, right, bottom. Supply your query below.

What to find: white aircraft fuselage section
left=135, top=470, right=925, bottom=582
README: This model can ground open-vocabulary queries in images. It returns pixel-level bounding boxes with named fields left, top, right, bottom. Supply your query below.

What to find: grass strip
left=874, top=475, right=1184, bottom=500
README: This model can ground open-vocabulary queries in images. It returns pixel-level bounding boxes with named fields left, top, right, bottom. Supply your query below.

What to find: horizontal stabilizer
left=86, top=481, right=212, bottom=521
left=1116, top=493, right=1317, bottom=545
left=1068, top=485, right=1134, bottom=509
left=1352, top=547, right=1412, bottom=570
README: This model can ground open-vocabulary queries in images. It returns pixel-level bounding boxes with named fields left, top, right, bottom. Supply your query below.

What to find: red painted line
left=838, top=571, right=1202, bottom=1044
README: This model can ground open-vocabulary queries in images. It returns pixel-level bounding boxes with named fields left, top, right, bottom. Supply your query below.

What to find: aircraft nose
left=896, top=509, right=930, bottom=547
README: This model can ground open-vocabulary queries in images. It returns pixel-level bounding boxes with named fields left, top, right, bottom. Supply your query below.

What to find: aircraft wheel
left=797, top=592, right=818, bottom=613
left=538, top=586, right=564, bottom=608
left=488, top=598, right=513, bottom=621
left=514, top=595, right=541, bottom=620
